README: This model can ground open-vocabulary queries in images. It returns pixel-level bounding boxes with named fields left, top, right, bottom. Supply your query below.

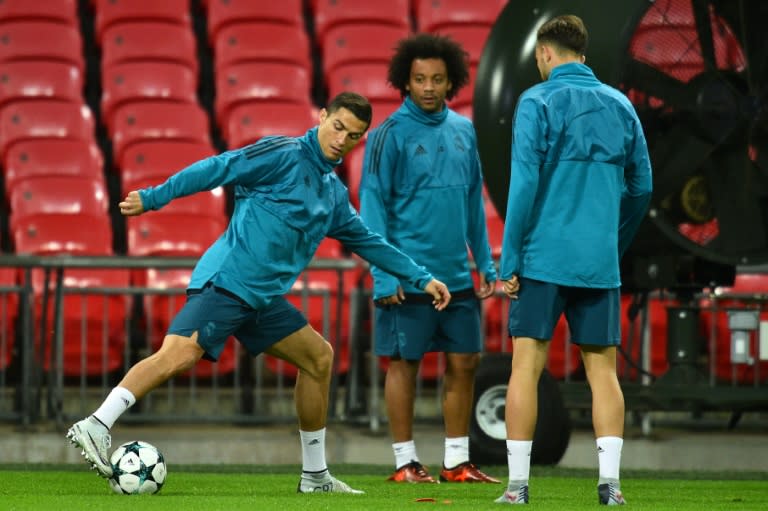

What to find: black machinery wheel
left=469, top=353, right=571, bottom=466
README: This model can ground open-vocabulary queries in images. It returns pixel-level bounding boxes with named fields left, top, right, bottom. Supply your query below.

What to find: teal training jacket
left=359, top=97, right=497, bottom=300
left=139, top=127, right=434, bottom=308
left=500, top=63, right=653, bottom=288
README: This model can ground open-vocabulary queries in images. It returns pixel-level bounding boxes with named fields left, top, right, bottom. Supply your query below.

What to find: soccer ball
left=108, top=440, right=167, bottom=495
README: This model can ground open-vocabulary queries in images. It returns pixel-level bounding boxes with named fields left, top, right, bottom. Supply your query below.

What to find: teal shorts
left=374, top=289, right=482, bottom=360
left=508, top=277, right=621, bottom=346
left=168, top=283, right=308, bottom=361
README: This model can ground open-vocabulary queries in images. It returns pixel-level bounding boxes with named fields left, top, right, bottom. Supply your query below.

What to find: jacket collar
left=303, top=126, right=339, bottom=174
left=549, top=62, right=595, bottom=81
left=402, top=95, right=449, bottom=125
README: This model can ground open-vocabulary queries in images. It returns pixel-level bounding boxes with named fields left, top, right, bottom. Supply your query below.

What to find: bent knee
left=301, top=340, right=334, bottom=379
left=155, top=333, right=204, bottom=374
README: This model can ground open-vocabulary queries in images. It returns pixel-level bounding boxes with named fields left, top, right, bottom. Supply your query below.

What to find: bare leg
left=266, top=324, right=333, bottom=431
left=384, top=358, right=420, bottom=442
left=505, top=337, right=549, bottom=439
left=119, top=333, right=205, bottom=399
left=581, top=345, right=624, bottom=437
left=442, top=352, right=480, bottom=438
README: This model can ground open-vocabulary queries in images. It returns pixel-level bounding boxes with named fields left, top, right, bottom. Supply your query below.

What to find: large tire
left=469, top=353, right=571, bottom=466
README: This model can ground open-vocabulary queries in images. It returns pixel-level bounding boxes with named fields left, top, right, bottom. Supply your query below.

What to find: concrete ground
left=2, top=416, right=767, bottom=473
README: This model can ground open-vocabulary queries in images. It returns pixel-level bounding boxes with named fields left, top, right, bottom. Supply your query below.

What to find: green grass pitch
left=1, top=464, right=766, bottom=510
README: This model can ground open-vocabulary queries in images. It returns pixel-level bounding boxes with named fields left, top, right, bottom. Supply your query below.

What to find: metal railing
left=0, top=254, right=766, bottom=430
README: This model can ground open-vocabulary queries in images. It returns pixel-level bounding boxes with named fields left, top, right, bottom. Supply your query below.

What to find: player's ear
left=319, top=108, right=328, bottom=124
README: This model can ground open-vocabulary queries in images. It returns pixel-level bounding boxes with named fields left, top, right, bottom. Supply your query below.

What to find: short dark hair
left=537, top=15, right=588, bottom=55
left=387, top=33, right=470, bottom=100
left=327, top=91, right=372, bottom=126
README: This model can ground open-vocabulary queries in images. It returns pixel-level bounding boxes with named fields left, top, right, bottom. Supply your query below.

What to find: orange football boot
left=439, top=462, right=501, bottom=483
left=387, top=461, right=439, bottom=483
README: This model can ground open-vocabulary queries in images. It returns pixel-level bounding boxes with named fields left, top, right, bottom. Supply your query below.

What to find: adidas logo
left=598, top=446, right=605, bottom=453
left=415, top=145, right=427, bottom=156
left=308, top=439, right=320, bottom=445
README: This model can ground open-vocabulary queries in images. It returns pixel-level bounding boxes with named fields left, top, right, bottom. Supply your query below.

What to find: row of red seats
left=0, top=2, right=129, bottom=377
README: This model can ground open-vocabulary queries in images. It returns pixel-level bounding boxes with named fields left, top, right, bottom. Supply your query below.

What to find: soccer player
left=359, top=33, right=499, bottom=484
left=66, top=92, right=452, bottom=494
left=495, top=15, right=652, bottom=505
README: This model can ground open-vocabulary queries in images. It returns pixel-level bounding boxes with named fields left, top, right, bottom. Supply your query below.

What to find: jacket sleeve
left=618, top=116, right=653, bottom=257
left=358, top=126, right=402, bottom=297
left=500, top=96, right=546, bottom=280
left=328, top=197, right=434, bottom=291
left=465, top=141, right=497, bottom=282
left=139, top=141, right=284, bottom=211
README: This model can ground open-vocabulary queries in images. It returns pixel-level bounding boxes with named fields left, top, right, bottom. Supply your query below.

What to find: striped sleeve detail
left=367, top=118, right=397, bottom=176
left=243, top=136, right=297, bottom=160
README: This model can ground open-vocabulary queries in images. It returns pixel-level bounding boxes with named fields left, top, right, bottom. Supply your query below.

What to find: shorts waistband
left=397, top=287, right=476, bottom=305
left=187, top=282, right=249, bottom=307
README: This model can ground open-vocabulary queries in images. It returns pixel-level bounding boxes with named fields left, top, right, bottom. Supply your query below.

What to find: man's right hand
left=119, top=190, right=145, bottom=216
left=424, top=279, right=451, bottom=311
left=377, top=286, right=405, bottom=306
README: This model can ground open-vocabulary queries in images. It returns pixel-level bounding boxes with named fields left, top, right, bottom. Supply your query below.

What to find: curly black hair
left=387, top=33, right=470, bottom=101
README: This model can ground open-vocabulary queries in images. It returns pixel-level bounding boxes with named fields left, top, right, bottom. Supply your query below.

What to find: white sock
left=300, top=428, right=327, bottom=474
left=596, top=436, right=623, bottom=483
left=92, top=386, right=135, bottom=429
left=506, top=439, right=532, bottom=483
left=444, top=436, right=469, bottom=468
left=393, top=440, right=419, bottom=469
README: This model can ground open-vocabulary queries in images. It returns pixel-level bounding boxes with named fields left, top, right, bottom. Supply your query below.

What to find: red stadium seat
left=12, top=213, right=129, bottom=376
left=0, top=21, right=84, bottom=73
left=0, top=0, right=78, bottom=26
left=4, top=139, right=104, bottom=193
left=434, top=25, right=489, bottom=65
left=110, top=101, right=211, bottom=165
left=214, top=62, right=313, bottom=130
left=13, top=213, right=112, bottom=256
left=118, top=139, right=216, bottom=183
left=313, top=0, right=410, bottom=44
left=40, top=268, right=131, bottom=376
left=0, top=266, right=18, bottom=371
left=93, top=0, right=192, bottom=45
left=321, top=23, right=409, bottom=79
left=0, top=61, right=82, bottom=109
left=414, top=0, right=506, bottom=32
left=101, top=21, right=198, bottom=75
left=213, top=22, right=312, bottom=75
left=0, top=100, right=95, bottom=160
left=368, top=99, right=401, bottom=129
left=206, top=0, right=304, bottom=42
left=101, top=61, right=198, bottom=135
left=123, top=177, right=227, bottom=220
left=127, top=213, right=225, bottom=258
left=8, top=176, right=108, bottom=228
left=326, top=62, right=400, bottom=102
left=224, top=102, right=317, bottom=150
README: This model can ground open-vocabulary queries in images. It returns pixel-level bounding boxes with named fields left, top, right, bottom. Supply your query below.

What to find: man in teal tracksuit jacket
left=360, top=33, right=499, bottom=484
left=495, top=15, right=653, bottom=506
left=67, top=92, right=451, bottom=494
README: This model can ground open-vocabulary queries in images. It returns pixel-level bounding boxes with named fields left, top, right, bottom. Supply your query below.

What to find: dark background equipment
left=469, top=0, right=768, bottom=465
